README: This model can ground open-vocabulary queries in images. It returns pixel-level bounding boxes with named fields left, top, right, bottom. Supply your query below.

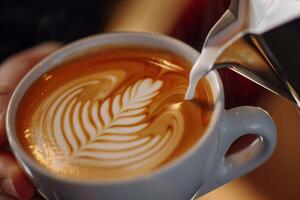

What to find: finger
left=0, top=194, right=18, bottom=200
left=0, top=42, right=62, bottom=146
left=0, top=150, right=35, bottom=200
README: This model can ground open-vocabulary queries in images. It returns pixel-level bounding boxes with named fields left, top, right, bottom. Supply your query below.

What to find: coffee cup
left=6, top=32, right=276, bottom=200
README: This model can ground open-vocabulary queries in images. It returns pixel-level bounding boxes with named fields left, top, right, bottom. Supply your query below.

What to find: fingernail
left=34, top=42, right=63, bottom=53
left=0, top=94, right=3, bottom=115
left=1, top=178, right=18, bottom=198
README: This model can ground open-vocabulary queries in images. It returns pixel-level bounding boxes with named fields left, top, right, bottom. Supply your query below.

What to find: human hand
left=0, top=42, right=62, bottom=200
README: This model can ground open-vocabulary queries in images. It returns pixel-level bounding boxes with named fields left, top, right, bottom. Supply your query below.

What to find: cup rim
left=6, top=32, right=224, bottom=185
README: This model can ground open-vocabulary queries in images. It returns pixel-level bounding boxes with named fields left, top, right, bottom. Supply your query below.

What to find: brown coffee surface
left=16, top=46, right=213, bottom=181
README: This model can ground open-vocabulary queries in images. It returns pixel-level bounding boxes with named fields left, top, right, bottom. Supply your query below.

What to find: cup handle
left=195, top=106, right=277, bottom=198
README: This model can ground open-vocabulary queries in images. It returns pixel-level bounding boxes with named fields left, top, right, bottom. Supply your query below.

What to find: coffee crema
left=16, top=47, right=213, bottom=180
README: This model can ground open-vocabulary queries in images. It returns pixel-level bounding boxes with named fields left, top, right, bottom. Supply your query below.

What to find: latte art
left=17, top=47, right=212, bottom=180
left=35, top=72, right=183, bottom=170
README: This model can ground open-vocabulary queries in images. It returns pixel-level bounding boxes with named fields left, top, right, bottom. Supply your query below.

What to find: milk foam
left=33, top=70, right=184, bottom=170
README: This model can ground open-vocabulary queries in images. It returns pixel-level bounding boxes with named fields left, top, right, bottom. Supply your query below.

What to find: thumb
left=0, top=150, right=36, bottom=200
left=0, top=42, right=62, bottom=147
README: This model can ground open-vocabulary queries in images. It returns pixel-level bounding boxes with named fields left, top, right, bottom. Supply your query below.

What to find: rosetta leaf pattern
left=69, top=78, right=163, bottom=162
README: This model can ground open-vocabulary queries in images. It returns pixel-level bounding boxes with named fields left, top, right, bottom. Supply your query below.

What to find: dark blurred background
left=0, top=0, right=119, bottom=61
left=0, top=0, right=229, bottom=64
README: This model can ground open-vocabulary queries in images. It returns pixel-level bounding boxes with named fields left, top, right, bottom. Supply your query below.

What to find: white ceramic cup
left=6, top=32, right=277, bottom=200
